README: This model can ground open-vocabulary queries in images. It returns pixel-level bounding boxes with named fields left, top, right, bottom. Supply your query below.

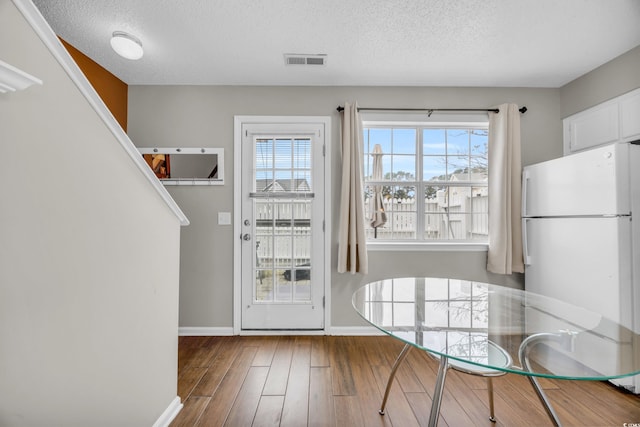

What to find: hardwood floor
left=172, top=335, right=640, bottom=427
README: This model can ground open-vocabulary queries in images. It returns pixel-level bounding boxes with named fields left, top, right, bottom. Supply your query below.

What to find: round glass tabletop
left=352, top=277, right=640, bottom=381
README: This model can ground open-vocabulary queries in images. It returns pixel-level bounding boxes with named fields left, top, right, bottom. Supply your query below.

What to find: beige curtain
left=337, top=102, right=368, bottom=274
left=487, top=103, right=524, bottom=274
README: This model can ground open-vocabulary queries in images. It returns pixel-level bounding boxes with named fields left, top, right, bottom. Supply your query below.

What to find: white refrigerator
left=522, top=142, right=640, bottom=393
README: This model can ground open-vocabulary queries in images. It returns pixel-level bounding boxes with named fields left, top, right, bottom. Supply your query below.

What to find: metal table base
left=379, top=342, right=564, bottom=427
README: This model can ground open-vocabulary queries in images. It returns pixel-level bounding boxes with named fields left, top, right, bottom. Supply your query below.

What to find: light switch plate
left=218, top=212, right=231, bottom=225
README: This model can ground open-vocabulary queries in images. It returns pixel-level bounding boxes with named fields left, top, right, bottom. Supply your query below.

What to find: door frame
left=233, top=116, right=332, bottom=335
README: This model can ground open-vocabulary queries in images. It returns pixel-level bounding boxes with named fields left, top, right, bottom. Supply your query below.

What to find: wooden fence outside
left=253, top=194, right=488, bottom=267
left=365, top=195, right=489, bottom=240
left=254, top=201, right=311, bottom=268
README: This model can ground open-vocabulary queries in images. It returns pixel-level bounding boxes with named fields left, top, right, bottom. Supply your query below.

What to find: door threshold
left=239, top=329, right=327, bottom=336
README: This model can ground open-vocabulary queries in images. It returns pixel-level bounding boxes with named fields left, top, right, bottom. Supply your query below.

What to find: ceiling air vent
left=284, top=54, right=327, bottom=66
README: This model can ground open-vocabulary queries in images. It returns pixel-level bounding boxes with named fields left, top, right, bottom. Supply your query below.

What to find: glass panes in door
left=253, top=137, right=313, bottom=304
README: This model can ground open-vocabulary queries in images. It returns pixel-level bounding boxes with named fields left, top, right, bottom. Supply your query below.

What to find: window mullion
left=416, top=127, right=425, bottom=241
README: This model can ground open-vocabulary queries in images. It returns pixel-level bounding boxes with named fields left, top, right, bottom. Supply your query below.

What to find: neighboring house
left=449, top=172, right=489, bottom=197
left=433, top=172, right=489, bottom=240
left=436, top=172, right=488, bottom=207
left=256, top=178, right=311, bottom=192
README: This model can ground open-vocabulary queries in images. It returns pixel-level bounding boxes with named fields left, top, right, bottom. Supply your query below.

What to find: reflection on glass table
left=352, top=277, right=640, bottom=427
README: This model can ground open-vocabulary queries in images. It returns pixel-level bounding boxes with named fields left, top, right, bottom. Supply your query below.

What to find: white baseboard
left=179, top=326, right=235, bottom=336
left=153, top=396, right=182, bottom=427
left=329, top=326, right=384, bottom=336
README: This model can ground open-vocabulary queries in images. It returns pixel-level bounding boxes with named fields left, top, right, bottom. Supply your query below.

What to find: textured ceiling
left=32, top=0, right=640, bottom=87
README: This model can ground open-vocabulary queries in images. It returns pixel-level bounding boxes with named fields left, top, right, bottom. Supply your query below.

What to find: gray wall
left=0, top=1, right=182, bottom=424
left=129, top=85, right=562, bottom=329
left=560, top=45, right=640, bottom=118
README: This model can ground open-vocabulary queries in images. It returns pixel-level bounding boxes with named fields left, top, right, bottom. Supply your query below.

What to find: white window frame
left=362, top=113, right=489, bottom=252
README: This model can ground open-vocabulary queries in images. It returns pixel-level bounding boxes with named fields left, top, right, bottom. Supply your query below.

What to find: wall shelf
left=0, top=59, right=42, bottom=93
left=138, top=147, right=224, bottom=186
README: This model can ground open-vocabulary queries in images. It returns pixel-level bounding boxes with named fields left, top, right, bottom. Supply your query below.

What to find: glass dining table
left=352, top=277, right=640, bottom=427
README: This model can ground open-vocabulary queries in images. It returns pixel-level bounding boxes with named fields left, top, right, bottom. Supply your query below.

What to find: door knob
left=242, top=233, right=251, bottom=241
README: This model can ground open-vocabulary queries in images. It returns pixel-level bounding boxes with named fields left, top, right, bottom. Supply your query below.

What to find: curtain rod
left=336, top=106, right=528, bottom=115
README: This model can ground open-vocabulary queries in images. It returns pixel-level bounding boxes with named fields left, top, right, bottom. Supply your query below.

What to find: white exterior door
left=238, top=119, right=327, bottom=330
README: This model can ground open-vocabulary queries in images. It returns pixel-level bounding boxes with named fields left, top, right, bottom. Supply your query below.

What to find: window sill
left=366, top=241, right=489, bottom=252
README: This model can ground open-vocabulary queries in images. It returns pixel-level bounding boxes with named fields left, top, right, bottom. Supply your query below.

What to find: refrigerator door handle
left=522, top=218, right=532, bottom=266
left=522, top=169, right=530, bottom=217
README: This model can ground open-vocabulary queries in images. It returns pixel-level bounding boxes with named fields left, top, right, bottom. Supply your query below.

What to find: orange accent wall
left=60, top=38, right=128, bottom=131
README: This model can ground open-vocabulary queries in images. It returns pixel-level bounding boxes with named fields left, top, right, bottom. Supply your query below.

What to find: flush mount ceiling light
left=110, top=31, right=144, bottom=60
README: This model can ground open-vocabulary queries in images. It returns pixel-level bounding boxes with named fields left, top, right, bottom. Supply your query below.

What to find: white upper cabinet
left=564, top=88, right=640, bottom=154
left=563, top=102, right=619, bottom=153
left=620, top=90, right=640, bottom=141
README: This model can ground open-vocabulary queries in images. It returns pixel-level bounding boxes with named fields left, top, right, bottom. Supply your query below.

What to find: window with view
left=363, top=122, right=488, bottom=243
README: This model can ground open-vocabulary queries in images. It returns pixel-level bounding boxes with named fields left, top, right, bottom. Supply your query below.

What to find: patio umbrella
left=369, top=144, right=387, bottom=238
